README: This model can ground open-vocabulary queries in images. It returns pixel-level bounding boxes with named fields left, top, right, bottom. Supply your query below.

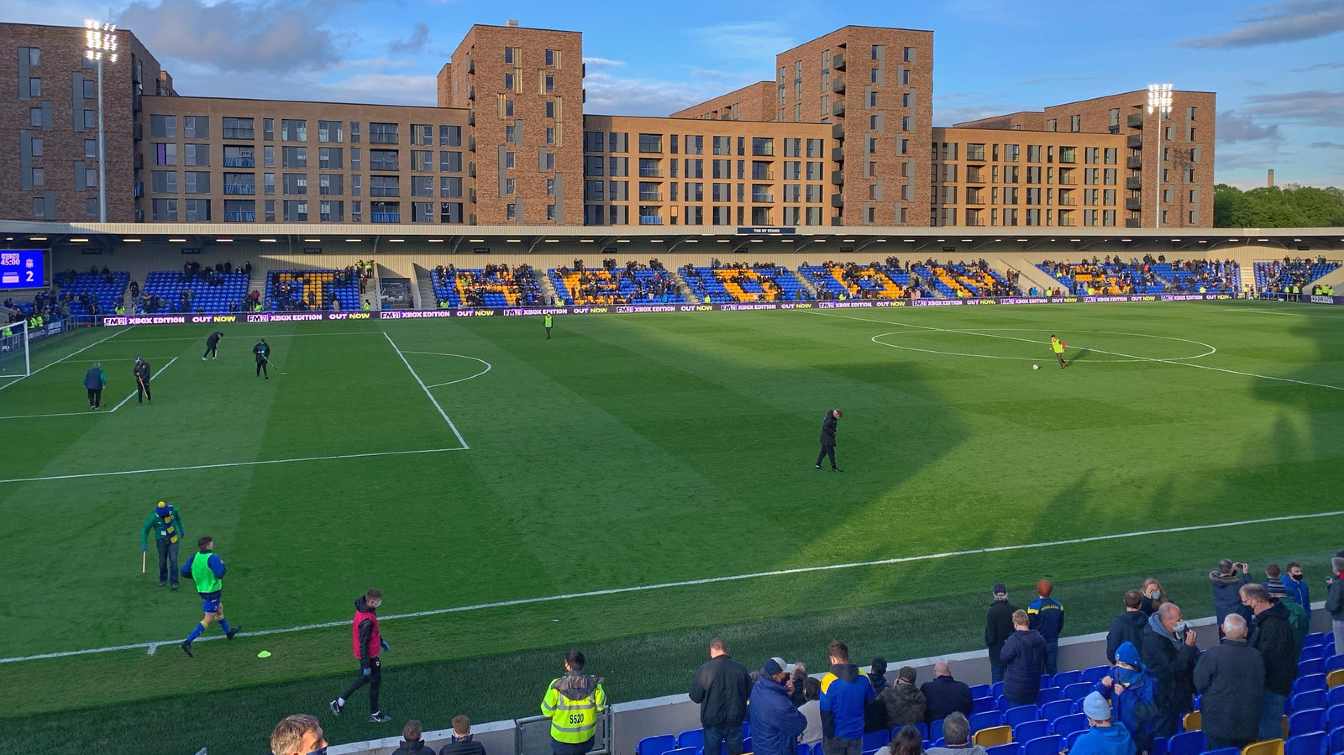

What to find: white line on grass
left=807, top=310, right=1344, bottom=392
left=0, top=446, right=468, bottom=485
left=107, top=356, right=180, bottom=412
left=401, top=351, right=493, bottom=388
left=0, top=325, right=135, bottom=393
left=115, top=331, right=384, bottom=344
left=383, top=332, right=470, bottom=448
left=1, top=509, right=1339, bottom=665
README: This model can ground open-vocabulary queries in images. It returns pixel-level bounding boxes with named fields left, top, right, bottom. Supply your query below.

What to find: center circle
left=869, top=328, right=1216, bottom=364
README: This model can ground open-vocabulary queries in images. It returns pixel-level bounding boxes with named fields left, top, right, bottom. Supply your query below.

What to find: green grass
left=1, top=301, right=1341, bottom=754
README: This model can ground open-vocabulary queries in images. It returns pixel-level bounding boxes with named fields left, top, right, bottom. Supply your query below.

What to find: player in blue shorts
left=180, top=535, right=241, bottom=656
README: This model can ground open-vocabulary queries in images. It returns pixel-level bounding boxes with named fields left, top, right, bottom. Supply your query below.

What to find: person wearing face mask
left=1138, top=579, right=1166, bottom=617
left=1282, top=562, right=1310, bottom=622
left=1095, top=642, right=1161, bottom=753
left=1140, top=602, right=1199, bottom=737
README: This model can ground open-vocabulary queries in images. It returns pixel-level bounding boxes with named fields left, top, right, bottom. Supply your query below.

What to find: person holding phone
left=1209, top=559, right=1250, bottom=633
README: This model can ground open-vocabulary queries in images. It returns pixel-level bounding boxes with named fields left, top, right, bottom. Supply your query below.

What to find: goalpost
left=0, top=320, right=31, bottom=379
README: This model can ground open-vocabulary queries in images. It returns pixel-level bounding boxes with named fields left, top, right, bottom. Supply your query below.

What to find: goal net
left=0, top=320, right=30, bottom=379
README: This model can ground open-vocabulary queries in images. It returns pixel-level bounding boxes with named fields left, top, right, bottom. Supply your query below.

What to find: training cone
left=257, top=650, right=272, bottom=658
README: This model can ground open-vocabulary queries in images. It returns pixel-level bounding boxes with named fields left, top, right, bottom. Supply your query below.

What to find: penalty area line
left=2, top=509, right=1340, bottom=665
left=383, top=332, right=470, bottom=448
left=0, top=446, right=468, bottom=485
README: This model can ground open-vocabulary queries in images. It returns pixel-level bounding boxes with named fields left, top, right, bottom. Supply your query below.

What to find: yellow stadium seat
left=973, top=726, right=1012, bottom=747
left=1327, top=668, right=1344, bottom=688
left=1183, top=710, right=1201, bottom=731
left=1241, top=739, right=1283, bottom=755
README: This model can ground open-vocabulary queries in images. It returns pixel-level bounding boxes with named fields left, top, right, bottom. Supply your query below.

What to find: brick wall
left=670, top=82, right=776, bottom=122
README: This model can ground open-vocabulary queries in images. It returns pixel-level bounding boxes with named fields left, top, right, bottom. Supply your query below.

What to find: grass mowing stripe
left=3, top=508, right=1338, bottom=666
left=0, top=446, right=469, bottom=484
left=382, top=331, right=470, bottom=448
left=0, top=324, right=135, bottom=393
left=107, top=356, right=179, bottom=412
left=806, top=309, right=1344, bottom=391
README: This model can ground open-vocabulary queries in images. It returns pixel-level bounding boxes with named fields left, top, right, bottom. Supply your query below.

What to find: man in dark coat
left=1140, top=602, right=1200, bottom=737
left=438, top=715, right=487, bottom=755
left=1106, top=590, right=1148, bottom=663
left=202, top=330, right=223, bottom=360
left=984, top=584, right=1016, bottom=683
left=815, top=408, right=842, bottom=471
left=999, top=609, right=1046, bottom=707
left=689, top=638, right=752, bottom=755
left=253, top=338, right=271, bottom=379
left=749, top=659, right=807, bottom=755
left=1193, top=614, right=1264, bottom=751
left=920, top=660, right=973, bottom=724
left=1209, top=559, right=1250, bottom=629
left=1241, top=582, right=1299, bottom=740
left=133, top=356, right=152, bottom=404
left=84, top=362, right=106, bottom=408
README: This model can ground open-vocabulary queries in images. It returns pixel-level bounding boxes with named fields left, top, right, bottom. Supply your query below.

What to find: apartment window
left=27, top=77, right=42, bottom=98
left=264, top=172, right=275, bottom=194
left=80, top=78, right=95, bottom=100
left=867, top=90, right=878, bottom=107
left=412, top=150, right=432, bottom=171
left=504, top=152, right=516, bottom=169
left=1046, top=119, right=1057, bottom=132
left=281, top=146, right=306, bottom=168
left=263, top=118, right=275, bottom=140
left=441, top=201, right=464, bottom=223
left=351, top=147, right=361, bottom=169
left=370, top=149, right=398, bottom=171
left=318, top=147, right=342, bottom=169
left=751, top=137, right=774, bottom=157
left=901, top=68, right=910, bottom=85
left=411, top=175, right=433, bottom=197
left=1070, top=114, right=1081, bottom=132
left=29, top=136, right=43, bottom=157
left=155, top=143, right=178, bottom=166
left=1108, top=108, right=1120, bottom=130
left=638, top=133, right=663, bottom=153
left=223, top=200, right=255, bottom=222
left=503, top=72, right=514, bottom=91
left=440, top=176, right=462, bottom=198
left=350, top=122, right=361, bottom=143
left=150, top=115, right=177, bottom=138
left=899, top=138, right=909, bottom=155
left=318, top=174, right=343, bottom=195
left=283, top=200, right=308, bottom=221
left=265, top=199, right=276, bottom=222
left=440, top=151, right=462, bottom=172
left=369, top=122, right=398, bottom=144
left=540, top=150, right=556, bottom=171
left=223, top=117, right=254, bottom=139
left=411, top=124, right=433, bottom=146
left=1188, top=106, right=1197, bottom=121
left=544, top=74, right=555, bottom=94
left=506, top=203, right=517, bottom=221
left=351, top=175, right=361, bottom=196
left=903, top=46, right=914, bottom=62
left=281, top=119, right=307, bottom=141
left=184, top=171, right=210, bottom=194
left=545, top=48, right=555, bottom=66
left=152, top=198, right=178, bottom=221
left=30, top=108, right=42, bottom=127
left=440, top=125, right=461, bottom=146
left=30, top=167, right=45, bottom=187
left=264, top=145, right=275, bottom=167
left=319, top=200, right=344, bottom=222
left=318, top=120, right=343, bottom=143
left=26, top=47, right=41, bottom=66
left=84, top=109, right=96, bottom=129
left=283, top=173, right=308, bottom=195
left=182, top=116, right=209, bottom=139
left=370, top=175, right=400, bottom=196
left=223, top=173, right=255, bottom=195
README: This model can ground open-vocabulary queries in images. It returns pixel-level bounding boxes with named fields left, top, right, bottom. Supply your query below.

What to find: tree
left=1215, top=184, right=1344, bottom=227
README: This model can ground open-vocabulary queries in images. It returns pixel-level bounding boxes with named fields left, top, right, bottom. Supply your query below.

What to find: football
left=1032, top=364, right=1040, bottom=370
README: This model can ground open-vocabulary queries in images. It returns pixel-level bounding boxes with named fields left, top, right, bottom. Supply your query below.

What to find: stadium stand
left=266, top=269, right=361, bottom=311
left=798, top=260, right=917, bottom=301
left=680, top=262, right=812, bottom=303
left=1037, top=257, right=1239, bottom=296
left=431, top=263, right=544, bottom=308
left=912, top=260, right=1021, bottom=298
left=1152, top=260, right=1240, bottom=294
left=50, top=269, right=129, bottom=317
left=1255, top=258, right=1342, bottom=292
left=141, top=269, right=250, bottom=313
left=549, top=259, right=684, bottom=306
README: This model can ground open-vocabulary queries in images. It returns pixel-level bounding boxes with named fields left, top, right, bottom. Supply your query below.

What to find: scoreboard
left=0, top=249, right=45, bottom=290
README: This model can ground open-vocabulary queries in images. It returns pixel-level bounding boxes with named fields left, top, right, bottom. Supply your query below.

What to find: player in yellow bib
left=1049, top=335, right=1068, bottom=369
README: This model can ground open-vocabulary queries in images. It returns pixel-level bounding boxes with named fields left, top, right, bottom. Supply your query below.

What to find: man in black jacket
left=984, top=584, right=1015, bottom=683
left=1193, top=614, right=1264, bottom=751
left=999, top=610, right=1046, bottom=707
left=133, top=356, right=152, bottom=404
left=689, top=638, right=752, bottom=755
left=920, top=660, right=973, bottom=724
left=1141, top=602, right=1199, bottom=737
left=815, top=408, right=842, bottom=471
left=438, top=715, right=488, bottom=755
left=1106, top=590, right=1148, bottom=663
left=1241, top=582, right=1299, bottom=740
left=202, top=330, right=223, bottom=360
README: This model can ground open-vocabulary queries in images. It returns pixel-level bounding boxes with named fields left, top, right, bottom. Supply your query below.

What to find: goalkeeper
left=1049, top=335, right=1069, bottom=369
left=141, top=500, right=185, bottom=589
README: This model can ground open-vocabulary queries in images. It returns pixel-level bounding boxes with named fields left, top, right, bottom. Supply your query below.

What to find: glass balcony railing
left=371, top=211, right=400, bottom=223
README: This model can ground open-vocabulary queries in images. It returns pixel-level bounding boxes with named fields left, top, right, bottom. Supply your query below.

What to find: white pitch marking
left=807, top=310, right=1344, bottom=392
left=870, top=328, right=1216, bottom=364
left=0, top=446, right=468, bottom=485
left=0, top=356, right=181, bottom=420
left=383, top=333, right=470, bottom=448
left=107, top=356, right=180, bottom=413
left=2, top=509, right=1339, bottom=665
left=114, top=331, right=383, bottom=344
left=0, top=325, right=136, bottom=393
left=401, top=351, right=494, bottom=389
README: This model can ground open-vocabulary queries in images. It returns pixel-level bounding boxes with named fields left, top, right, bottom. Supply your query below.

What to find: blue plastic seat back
left=1020, top=734, right=1060, bottom=755
left=1038, top=700, right=1072, bottom=723
left=1166, top=730, right=1204, bottom=755
left=638, top=735, right=676, bottom=755
left=1003, top=705, right=1038, bottom=728
left=1051, top=713, right=1088, bottom=737
left=1286, top=707, right=1324, bottom=739
left=1283, top=731, right=1325, bottom=755
left=1012, top=721, right=1049, bottom=744
left=677, top=730, right=704, bottom=749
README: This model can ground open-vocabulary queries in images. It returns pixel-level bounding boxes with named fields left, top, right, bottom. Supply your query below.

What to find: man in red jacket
left=330, top=588, right=392, bottom=723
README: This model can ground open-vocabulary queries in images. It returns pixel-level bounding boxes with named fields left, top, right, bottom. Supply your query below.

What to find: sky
left=8, top=0, right=1343, bottom=189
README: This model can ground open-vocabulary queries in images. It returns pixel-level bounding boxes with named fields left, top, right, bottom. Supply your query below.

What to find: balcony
left=223, top=184, right=255, bottom=196
left=370, top=159, right=399, bottom=172
left=832, top=123, right=845, bottom=140
left=1125, top=197, right=1143, bottom=211
left=1127, top=113, right=1143, bottom=128
left=638, top=192, right=661, bottom=202
left=831, top=193, right=844, bottom=208
left=831, top=77, right=845, bottom=94
left=369, top=132, right=399, bottom=145
left=832, top=101, right=845, bottom=117
left=832, top=147, right=845, bottom=162
left=1127, top=134, right=1143, bottom=149
left=223, top=158, right=254, bottom=168
left=224, top=210, right=256, bottom=222
left=831, top=170, right=845, bottom=185
left=371, top=211, right=401, bottom=223
left=638, top=168, right=662, bottom=178
left=832, top=53, right=845, bottom=70
left=223, top=127, right=255, bottom=140
left=1127, top=156, right=1143, bottom=169
left=1125, top=217, right=1143, bottom=228
left=1125, top=176, right=1142, bottom=190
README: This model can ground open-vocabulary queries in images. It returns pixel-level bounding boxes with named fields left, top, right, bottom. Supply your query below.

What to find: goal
left=0, top=320, right=30, bottom=379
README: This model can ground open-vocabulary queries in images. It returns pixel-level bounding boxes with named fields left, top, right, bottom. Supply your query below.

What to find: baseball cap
left=1083, top=692, right=1111, bottom=721
left=769, top=656, right=794, bottom=674
left=992, top=583, right=1007, bottom=595
left=762, top=658, right=784, bottom=677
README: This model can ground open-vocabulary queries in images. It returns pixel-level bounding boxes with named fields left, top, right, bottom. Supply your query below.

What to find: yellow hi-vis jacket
left=540, top=673, right=607, bottom=744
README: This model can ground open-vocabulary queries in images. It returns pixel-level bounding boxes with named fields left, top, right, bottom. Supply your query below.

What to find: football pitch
left=2, top=300, right=1342, bottom=754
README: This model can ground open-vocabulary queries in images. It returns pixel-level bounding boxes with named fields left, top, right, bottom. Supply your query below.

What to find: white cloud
left=690, top=21, right=797, bottom=62
left=388, top=22, right=430, bottom=55
left=118, top=0, right=344, bottom=73
left=582, top=57, right=626, bottom=68
left=1181, top=0, right=1344, bottom=48
left=1217, top=110, right=1282, bottom=143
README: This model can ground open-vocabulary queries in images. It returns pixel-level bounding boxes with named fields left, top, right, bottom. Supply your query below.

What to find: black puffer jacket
left=1249, top=601, right=1299, bottom=695
left=689, top=654, right=752, bottom=728
left=1193, top=639, right=1264, bottom=745
left=1140, top=614, right=1199, bottom=724
left=1106, top=611, right=1148, bottom=663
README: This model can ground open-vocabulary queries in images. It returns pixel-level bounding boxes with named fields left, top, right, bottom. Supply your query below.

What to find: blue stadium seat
left=1080, top=666, right=1109, bottom=684
left=1287, top=708, right=1325, bottom=738
left=677, top=730, right=704, bottom=749
left=1012, top=721, right=1049, bottom=744
left=970, top=684, right=991, bottom=699
left=862, top=731, right=888, bottom=750
left=1050, top=671, right=1081, bottom=688
left=1050, top=713, right=1087, bottom=737
left=1299, top=658, right=1325, bottom=678
left=985, top=744, right=1018, bottom=755
left=1304, top=632, right=1327, bottom=647
left=638, top=735, right=676, bottom=755
left=1062, top=682, right=1093, bottom=702
left=1330, top=686, right=1344, bottom=709
left=1326, top=654, right=1344, bottom=674
left=991, top=682, right=1005, bottom=699
left=1284, top=731, right=1325, bottom=755
left=665, top=747, right=696, bottom=755
left=1020, top=734, right=1060, bottom=755
left=795, top=744, right=810, bottom=755
left=1329, top=727, right=1344, bottom=755
left=1301, top=645, right=1328, bottom=662
left=1166, top=730, right=1204, bottom=755
left=1037, top=699, right=1072, bottom=722
left=929, top=719, right=944, bottom=742
left=1036, top=687, right=1061, bottom=705
left=741, top=737, right=751, bottom=755
left=1327, top=702, right=1344, bottom=731
left=1004, top=705, right=1038, bottom=728
left=972, top=697, right=998, bottom=715
left=1202, top=748, right=1240, bottom=755
left=1062, top=730, right=1086, bottom=752
left=1291, top=690, right=1326, bottom=715
left=1294, top=675, right=1327, bottom=696
left=970, top=710, right=1003, bottom=733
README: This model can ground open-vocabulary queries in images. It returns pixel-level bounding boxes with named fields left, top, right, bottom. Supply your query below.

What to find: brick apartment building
left=0, top=19, right=1214, bottom=228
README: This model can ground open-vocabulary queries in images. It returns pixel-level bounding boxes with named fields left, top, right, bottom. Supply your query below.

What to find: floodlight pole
left=1147, top=83, right=1173, bottom=230
left=96, top=55, right=106, bottom=222
left=85, top=20, right=118, bottom=223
